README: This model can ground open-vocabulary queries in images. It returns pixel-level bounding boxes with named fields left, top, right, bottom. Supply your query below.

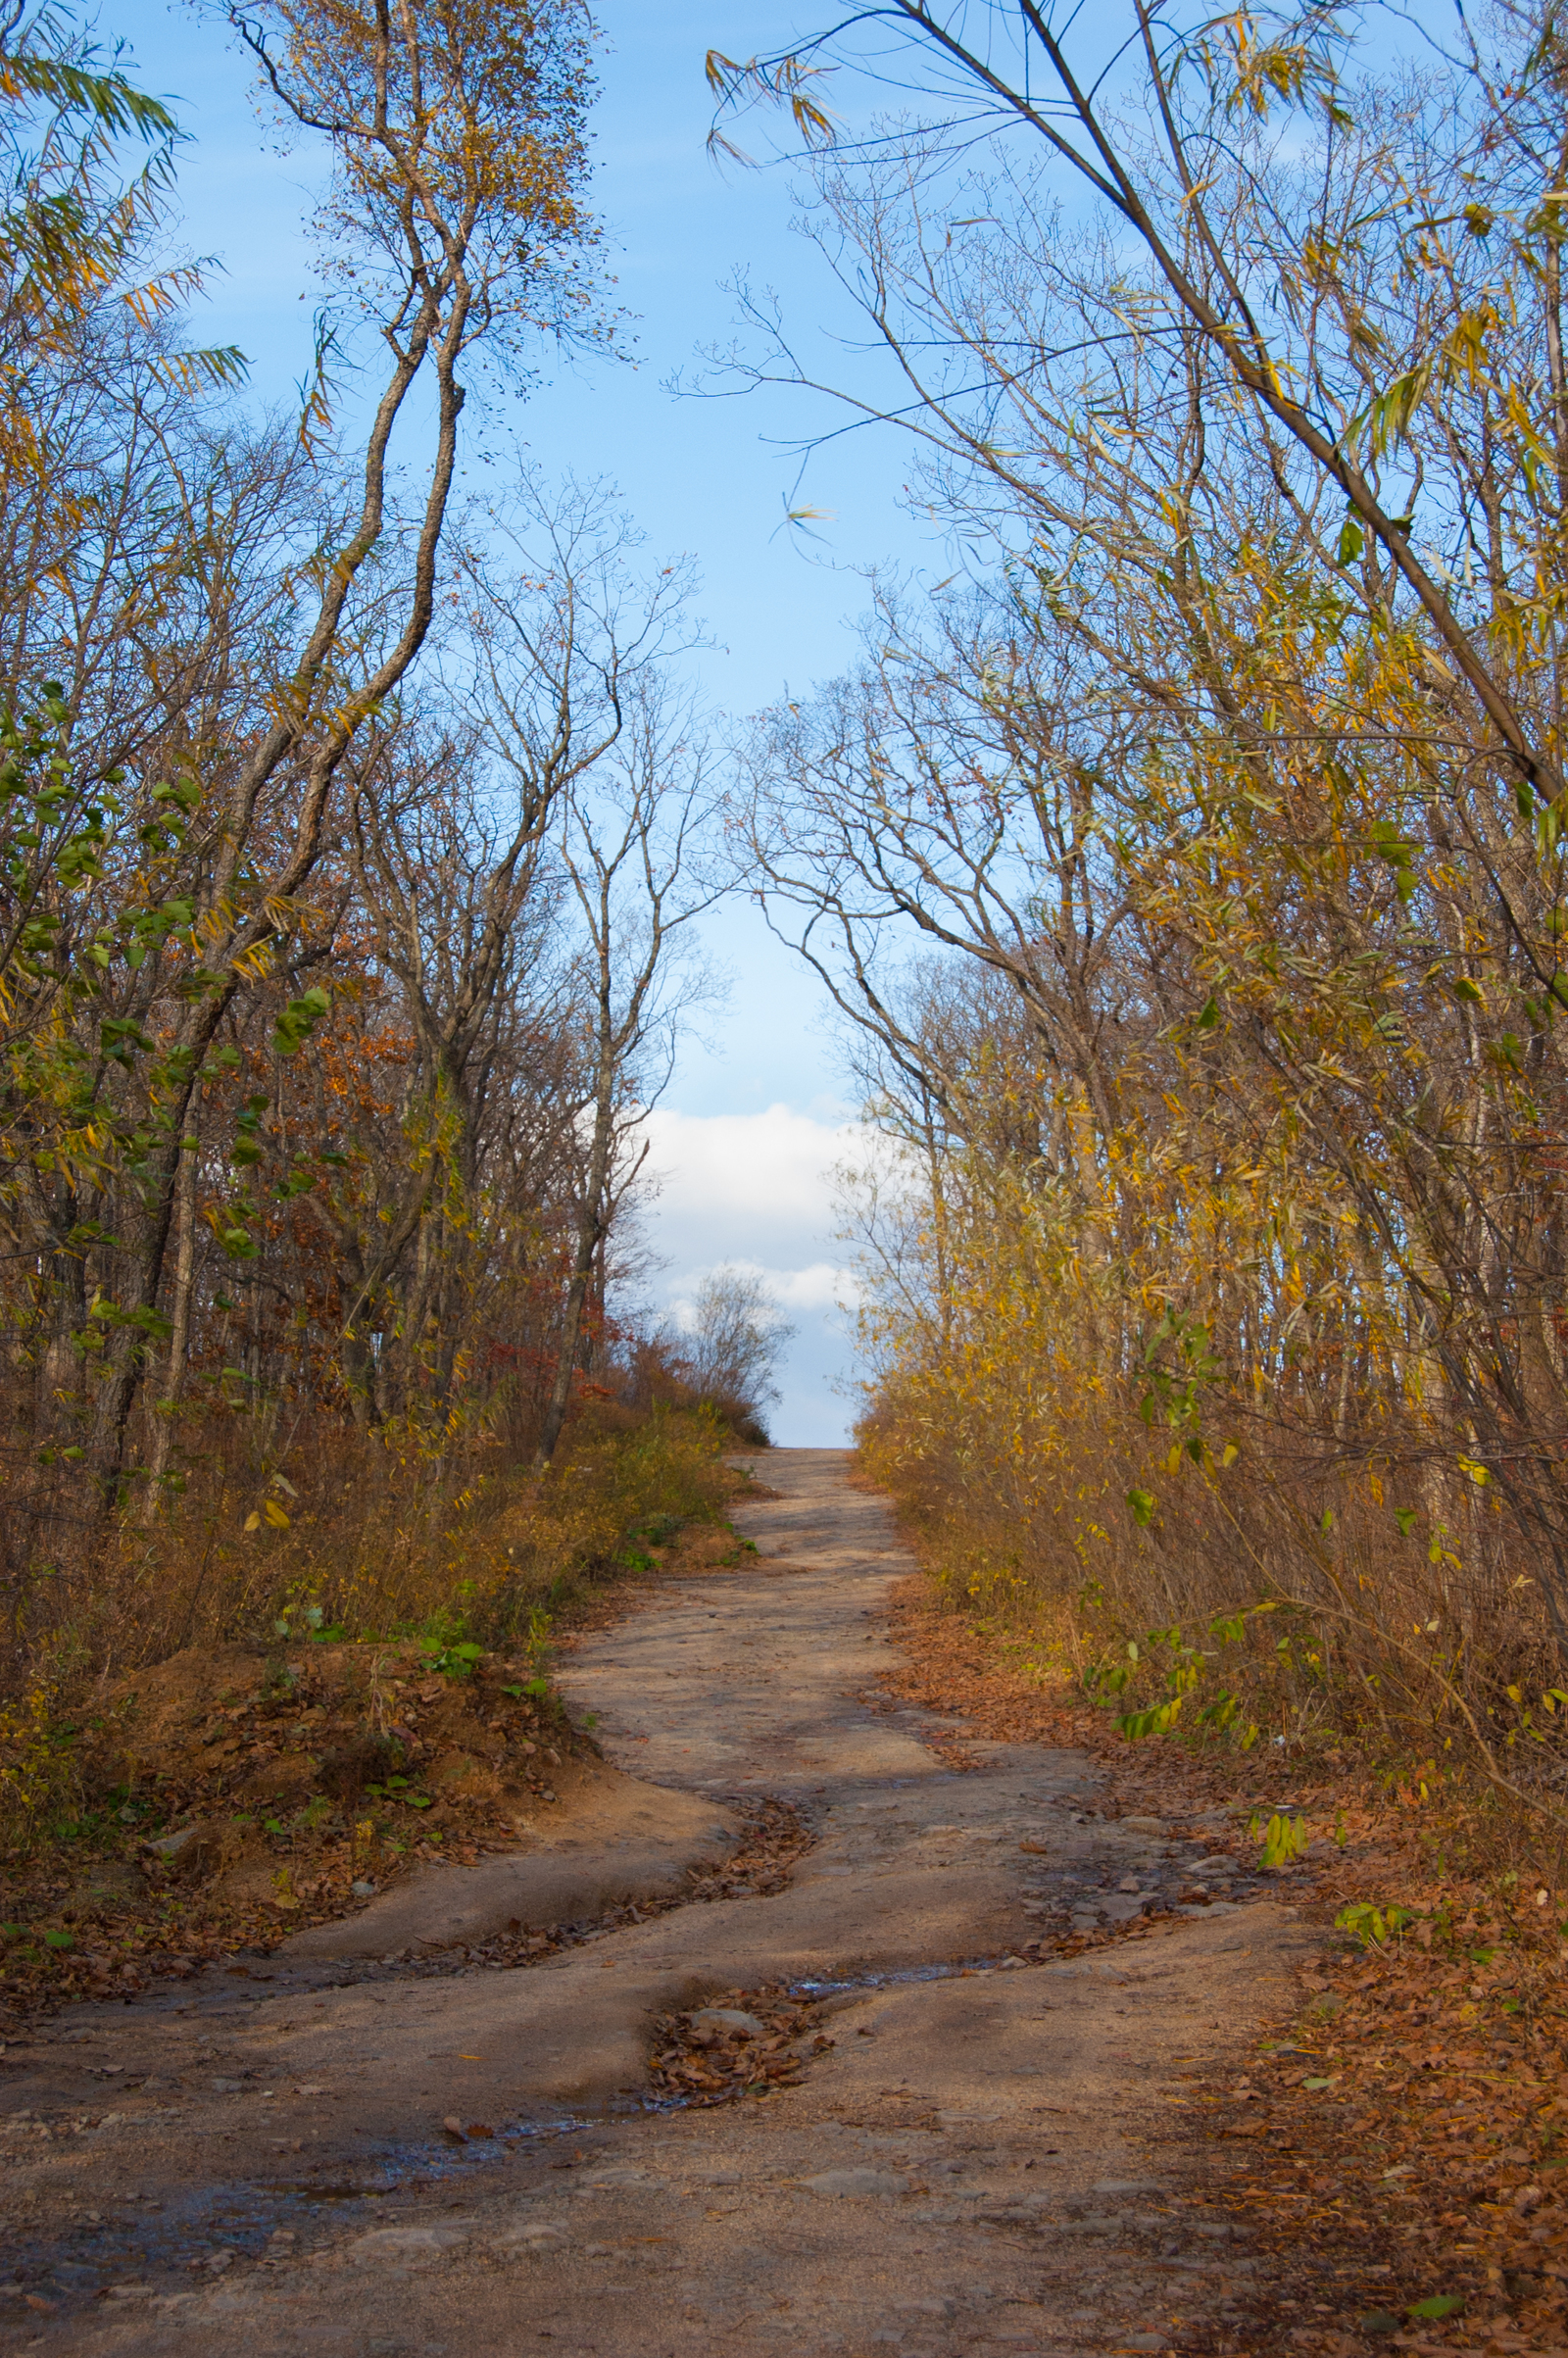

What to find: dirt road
left=1, top=1449, right=1325, bottom=2357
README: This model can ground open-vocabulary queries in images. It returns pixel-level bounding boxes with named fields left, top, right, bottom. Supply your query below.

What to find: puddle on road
left=12, top=2095, right=665, bottom=2310
left=790, top=1956, right=1008, bottom=1997
left=10, top=1787, right=1225, bottom=2312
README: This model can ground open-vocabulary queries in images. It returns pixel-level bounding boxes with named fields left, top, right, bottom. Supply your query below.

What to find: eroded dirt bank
left=0, top=1449, right=1328, bottom=2358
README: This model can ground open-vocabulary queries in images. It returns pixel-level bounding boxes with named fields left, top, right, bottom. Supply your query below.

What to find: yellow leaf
left=244, top=1510, right=261, bottom=1532
left=263, top=1498, right=291, bottom=1528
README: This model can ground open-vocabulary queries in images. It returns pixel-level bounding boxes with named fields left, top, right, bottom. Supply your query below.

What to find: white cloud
left=771, top=1259, right=858, bottom=1311
left=637, top=1103, right=864, bottom=1235
left=629, top=1104, right=871, bottom=1446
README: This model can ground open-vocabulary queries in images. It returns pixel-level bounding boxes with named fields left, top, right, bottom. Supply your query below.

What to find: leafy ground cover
left=0, top=1635, right=591, bottom=2012
left=884, top=1574, right=1568, bottom=2356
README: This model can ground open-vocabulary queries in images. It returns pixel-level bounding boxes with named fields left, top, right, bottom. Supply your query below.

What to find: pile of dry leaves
left=649, top=1982, right=835, bottom=2105
left=1165, top=1942, right=1568, bottom=2353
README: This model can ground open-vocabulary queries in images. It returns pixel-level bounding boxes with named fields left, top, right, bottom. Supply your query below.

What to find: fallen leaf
left=442, top=2116, right=466, bottom=2140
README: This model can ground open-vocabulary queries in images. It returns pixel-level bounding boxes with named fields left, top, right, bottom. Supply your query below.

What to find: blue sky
left=122, top=0, right=952, bottom=1442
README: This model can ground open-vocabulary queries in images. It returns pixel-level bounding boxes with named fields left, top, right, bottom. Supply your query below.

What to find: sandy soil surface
left=0, top=1449, right=1328, bottom=2358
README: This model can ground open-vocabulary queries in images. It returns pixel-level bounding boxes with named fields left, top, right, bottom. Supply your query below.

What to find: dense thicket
left=0, top=1, right=751, bottom=1711
left=730, top=0, right=1568, bottom=1786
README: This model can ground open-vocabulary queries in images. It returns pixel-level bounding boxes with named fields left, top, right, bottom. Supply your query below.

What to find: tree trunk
left=535, top=1052, right=616, bottom=1469
left=142, top=1127, right=199, bottom=1517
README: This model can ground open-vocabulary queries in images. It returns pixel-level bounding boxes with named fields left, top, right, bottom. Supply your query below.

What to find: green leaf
left=1259, top=1810, right=1309, bottom=1866
left=1354, top=358, right=1435, bottom=461
left=1116, top=1698, right=1183, bottom=1739
left=271, top=986, right=332, bottom=1057
left=1336, top=1899, right=1415, bottom=1947
left=1126, top=1487, right=1156, bottom=1527
left=1407, top=2296, right=1465, bottom=2322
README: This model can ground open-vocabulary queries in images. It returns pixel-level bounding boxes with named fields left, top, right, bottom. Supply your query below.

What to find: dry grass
left=858, top=1383, right=1568, bottom=1826
left=0, top=1635, right=595, bottom=2010
left=0, top=1419, right=762, bottom=2013
left=13, top=1400, right=732, bottom=1688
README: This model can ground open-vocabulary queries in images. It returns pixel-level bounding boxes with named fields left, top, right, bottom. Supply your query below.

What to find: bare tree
left=535, top=680, right=725, bottom=1466
left=679, top=1264, right=796, bottom=1425
left=718, top=0, right=1568, bottom=1689
left=710, top=0, right=1568, bottom=804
